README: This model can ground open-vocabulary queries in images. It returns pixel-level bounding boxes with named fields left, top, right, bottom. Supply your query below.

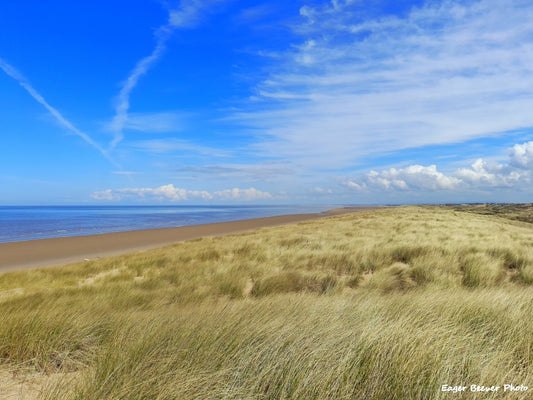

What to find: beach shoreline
left=0, top=206, right=380, bottom=273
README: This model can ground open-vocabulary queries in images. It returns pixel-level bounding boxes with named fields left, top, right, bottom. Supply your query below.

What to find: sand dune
left=0, top=207, right=379, bottom=273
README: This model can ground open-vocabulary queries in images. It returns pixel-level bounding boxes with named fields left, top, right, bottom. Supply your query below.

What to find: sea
left=0, top=205, right=339, bottom=243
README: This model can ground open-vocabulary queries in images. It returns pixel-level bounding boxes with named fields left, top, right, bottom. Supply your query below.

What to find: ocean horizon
left=0, top=205, right=341, bottom=244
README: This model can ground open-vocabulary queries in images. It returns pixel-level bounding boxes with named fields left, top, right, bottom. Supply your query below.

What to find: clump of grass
left=488, top=248, right=528, bottom=270
left=460, top=253, right=505, bottom=288
left=0, top=296, right=110, bottom=372
left=363, top=262, right=417, bottom=292
left=196, top=248, right=222, bottom=261
left=389, top=245, right=431, bottom=264
left=410, top=252, right=461, bottom=287
left=516, top=263, right=533, bottom=285
left=215, top=268, right=248, bottom=299
left=251, top=271, right=337, bottom=296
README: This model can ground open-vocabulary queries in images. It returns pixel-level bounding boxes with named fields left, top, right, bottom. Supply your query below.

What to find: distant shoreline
left=0, top=206, right=381, bottom=273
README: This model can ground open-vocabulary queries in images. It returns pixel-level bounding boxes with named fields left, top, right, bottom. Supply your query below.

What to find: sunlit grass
left=1, top=206, right=532, bottom=399
left=449, top=202, right=533, bottom=224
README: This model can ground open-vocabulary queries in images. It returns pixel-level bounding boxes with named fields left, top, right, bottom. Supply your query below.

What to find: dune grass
left=448, top=202, right=533, bottom=224
left=0, top=206, right=532, bottom=399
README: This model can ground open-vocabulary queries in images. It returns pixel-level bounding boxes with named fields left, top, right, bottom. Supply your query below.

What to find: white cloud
left=235, top=0, right=533, bottom=169
left=0, top=58, right=117, bottom=167
left=455, top=159, right=525, bottom=188
left=112, top=184, right=213, bottom=201
left=344, top=180, right=365, bottom=191
left=348, top=164, right=461, bottom=191
left=91, top=189, right=121, bottom=201
left=313, top=187, right=333, bottom=194
left=509, top=141, right=533, bottom=169
left=346, top=140, right=533, bottom=193
left=452, top=141, right=533, bottom=188
left=91, top=184, right=272, bottom=201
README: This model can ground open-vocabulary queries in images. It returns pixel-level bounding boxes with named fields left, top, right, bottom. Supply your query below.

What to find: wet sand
left=0, top=206, right=380, bottom=273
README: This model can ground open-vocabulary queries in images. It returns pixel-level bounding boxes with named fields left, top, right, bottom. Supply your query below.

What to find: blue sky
left=1, top=0, right=533, bottom=205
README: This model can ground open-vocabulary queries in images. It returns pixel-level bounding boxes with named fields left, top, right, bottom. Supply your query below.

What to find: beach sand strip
left=0, top=207, right=380, bottom=273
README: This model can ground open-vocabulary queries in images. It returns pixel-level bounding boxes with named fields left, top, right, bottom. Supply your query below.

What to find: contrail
left=109, top=0, right=211, bottom=150
left=0, top=58, right=119, bottom=167
left=109, top=34, right=169, bottom=149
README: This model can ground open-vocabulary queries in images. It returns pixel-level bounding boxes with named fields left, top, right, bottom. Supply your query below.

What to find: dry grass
left=447, top=202, right=533, bottom=224
left=0, top=206, right=532, bottom=399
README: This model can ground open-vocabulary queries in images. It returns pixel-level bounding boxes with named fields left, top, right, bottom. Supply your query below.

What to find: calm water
left=0, top=205, right=338, bottom=243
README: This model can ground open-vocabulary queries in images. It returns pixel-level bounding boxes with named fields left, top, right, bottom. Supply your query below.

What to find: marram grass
left=0, top=206, right=532, bottom=399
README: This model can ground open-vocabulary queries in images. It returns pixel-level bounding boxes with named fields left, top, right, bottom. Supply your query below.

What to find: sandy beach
left=0, top=206, right=379, bottom=273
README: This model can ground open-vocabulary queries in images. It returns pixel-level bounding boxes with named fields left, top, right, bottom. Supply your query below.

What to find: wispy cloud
left=111, top=111, right=186, bottom=133
left=176, top=162, right=294, bottom=181
left=234, top=4, right=278, bottom=24
left=128, top=138, right=231, bottom=157
left=92, top=184, right=272, bottom=201
left=104, top=111, right=187, bottom=136
left=235, top=0, right=533, bottom=170
left=109, top=35, right=168, bottom=149
left=0, top=58, right=118, bottom=167
left=313, top=187, right=333, bottom=194
left=109, top=0, right=223, bottom=149
left=112, top=171, right=141, bottom=176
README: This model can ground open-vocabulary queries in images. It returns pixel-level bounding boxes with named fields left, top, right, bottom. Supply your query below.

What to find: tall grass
left=0, top=206, right=532, bottom=399
left=449, top=203, right=533, bottom=224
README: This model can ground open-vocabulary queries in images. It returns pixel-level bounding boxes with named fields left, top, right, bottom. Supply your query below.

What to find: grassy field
left=447, top=203, right=533, bottom=224
left=0, top=206, right=532, bottom=399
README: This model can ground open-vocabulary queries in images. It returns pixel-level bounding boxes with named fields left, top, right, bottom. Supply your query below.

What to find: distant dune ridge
left=0, top=205, right=531, bottom=399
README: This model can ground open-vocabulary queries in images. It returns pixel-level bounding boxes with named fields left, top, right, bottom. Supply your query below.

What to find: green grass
left=0, top=206, right=532, bottom=399
left=447, top=203, right=533, bottom=224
